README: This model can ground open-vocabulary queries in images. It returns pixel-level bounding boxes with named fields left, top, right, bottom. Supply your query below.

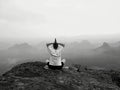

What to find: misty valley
left=0, top=40, right=120, bottom=75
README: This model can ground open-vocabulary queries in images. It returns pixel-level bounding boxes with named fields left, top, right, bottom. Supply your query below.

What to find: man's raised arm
left=58, top=43, right=65, bottom=47
left=46, top=43, right=53, bottom=47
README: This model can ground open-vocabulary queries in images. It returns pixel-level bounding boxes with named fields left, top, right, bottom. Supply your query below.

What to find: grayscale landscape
left=1, top=0, right=120, bottom=89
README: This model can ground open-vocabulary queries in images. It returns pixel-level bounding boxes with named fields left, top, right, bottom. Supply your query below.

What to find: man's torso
left=48, top=44, right=63, bottom=66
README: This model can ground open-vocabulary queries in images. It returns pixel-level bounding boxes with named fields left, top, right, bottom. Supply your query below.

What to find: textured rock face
left=0, top=61, right=120, bottom=90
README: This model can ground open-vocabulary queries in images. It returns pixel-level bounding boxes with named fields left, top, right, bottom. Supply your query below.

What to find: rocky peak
left=8, top=43, right=32, bottom=50
left=0, top=61, right=120, bottom=90
left=102, top=42, right=110, bottom=48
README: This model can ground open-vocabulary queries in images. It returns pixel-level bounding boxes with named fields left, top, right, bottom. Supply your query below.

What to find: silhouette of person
left=45, top=38, right=65, bottom=70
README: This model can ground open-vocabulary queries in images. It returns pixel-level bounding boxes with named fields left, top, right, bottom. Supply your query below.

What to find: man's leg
left=47, top=63, right=64, bottom=70
left=54, top=62, right=64, bottom=70
left=45, top=59, right=66, bottom=70
left=46, top=61, right=57, bottom=70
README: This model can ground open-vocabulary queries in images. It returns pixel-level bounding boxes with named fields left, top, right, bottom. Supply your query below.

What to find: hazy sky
left=0, top=0, right=120, bottom=38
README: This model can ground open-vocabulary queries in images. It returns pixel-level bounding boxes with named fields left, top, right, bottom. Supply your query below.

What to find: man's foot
left=44, top=65, right=49, bottom=69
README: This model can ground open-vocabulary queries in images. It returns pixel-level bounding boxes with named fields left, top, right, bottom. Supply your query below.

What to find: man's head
left=53, top=38, right=58, bottom=49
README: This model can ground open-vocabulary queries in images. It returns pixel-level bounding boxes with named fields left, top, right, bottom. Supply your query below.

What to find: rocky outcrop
left=0, top=61, right=120, bottom=90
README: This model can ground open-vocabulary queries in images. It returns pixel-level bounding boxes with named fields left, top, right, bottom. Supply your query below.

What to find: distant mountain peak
left=8, top=43, right=32, bottom=50
left=95, top=42, right=112, bottom=52
left=102, top=42, right=111, bottom=48
left=79, top=40, right=94, bottom=49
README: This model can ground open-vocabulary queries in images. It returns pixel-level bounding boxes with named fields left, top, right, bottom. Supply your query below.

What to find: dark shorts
left=47, top=62, right=64, bottom=70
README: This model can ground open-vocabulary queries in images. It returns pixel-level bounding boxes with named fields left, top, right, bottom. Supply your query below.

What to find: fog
left=0, top=36, right=120, bottom=74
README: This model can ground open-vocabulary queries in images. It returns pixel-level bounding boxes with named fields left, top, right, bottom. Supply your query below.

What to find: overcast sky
left=0, top=0, right=120, bottom=39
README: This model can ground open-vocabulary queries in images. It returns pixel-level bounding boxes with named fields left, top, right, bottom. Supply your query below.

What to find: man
left=44, top=38, right=65, bottom=70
